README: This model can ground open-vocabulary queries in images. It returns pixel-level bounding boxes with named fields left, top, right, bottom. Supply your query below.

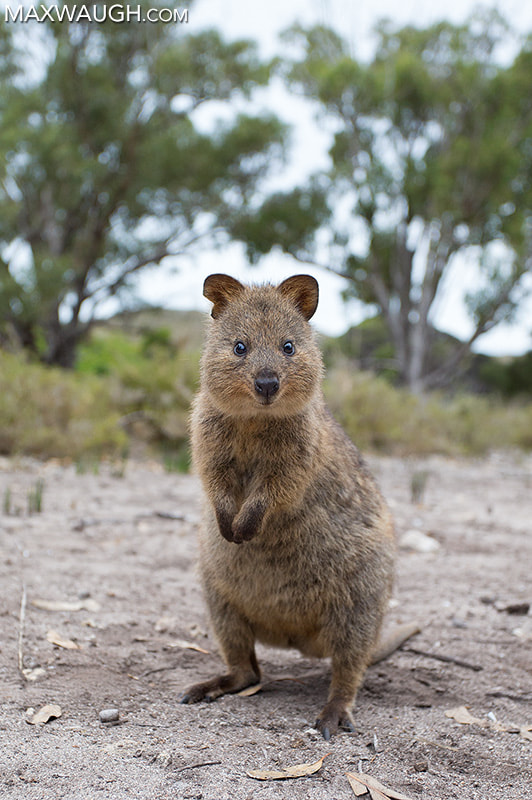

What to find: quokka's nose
left=254, top=371, right=279, bottom=399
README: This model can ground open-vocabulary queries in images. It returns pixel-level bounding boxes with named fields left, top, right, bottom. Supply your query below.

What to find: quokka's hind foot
left=315, top=698, right=356, bottom=741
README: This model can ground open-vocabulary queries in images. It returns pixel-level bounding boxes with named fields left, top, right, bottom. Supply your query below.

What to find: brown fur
left=181, top=274, right=395, bottom=739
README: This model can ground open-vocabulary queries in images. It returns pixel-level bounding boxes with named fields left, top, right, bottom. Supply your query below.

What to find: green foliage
left=76, top=331, right=141, bottom=376
left=0, top=7, right=286, bottom=366
left=230, top=185, right=330, bottom=263
left=77, top=327, right=199, bottom=448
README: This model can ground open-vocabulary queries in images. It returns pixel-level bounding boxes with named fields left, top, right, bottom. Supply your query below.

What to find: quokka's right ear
left=278, top=274, right=319, bottom=321
left=203, top=274, right=245, bottom=318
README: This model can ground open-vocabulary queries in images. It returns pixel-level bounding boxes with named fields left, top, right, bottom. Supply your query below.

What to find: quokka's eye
left=233, top=341, right=247, bottom=356
left=283, top=341, right=295, bottom=355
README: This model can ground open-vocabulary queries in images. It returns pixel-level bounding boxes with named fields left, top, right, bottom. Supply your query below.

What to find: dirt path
left=0, top=454, right=531, bottom=800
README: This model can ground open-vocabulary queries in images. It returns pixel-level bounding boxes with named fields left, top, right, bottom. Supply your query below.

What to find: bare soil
left=0, top=453, right=531, bottom=800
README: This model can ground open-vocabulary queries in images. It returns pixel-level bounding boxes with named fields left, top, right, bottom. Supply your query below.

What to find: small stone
left=480, top=595, right=496, bottom=605
left=156, top=751, right=172, bottom=767
left=399, top=529, right=441, bottom=553
left=99, top=708, right=119, bottom=724
left=413, top=759, right=429, bottom=772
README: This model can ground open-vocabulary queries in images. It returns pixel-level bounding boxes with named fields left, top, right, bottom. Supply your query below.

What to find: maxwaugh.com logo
left=4, top=4, right=189, bottom=24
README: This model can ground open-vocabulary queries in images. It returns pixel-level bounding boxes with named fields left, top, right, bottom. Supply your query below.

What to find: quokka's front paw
left=231, top=503, right=264, bottom=543
left=215, top=506, right=236, bottom=542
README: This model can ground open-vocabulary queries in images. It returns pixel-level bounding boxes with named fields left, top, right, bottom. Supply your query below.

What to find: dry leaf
left=444, top=706, right=485, bottom=726
left=166, top=638, right=210, bottom=655
left=238, top=683, right=263, bottom=697
left=490, top=720, right=518, bottom=733
left=247, top=753, right=329, bottom=781
left=445, top=707, right=523, bottom=737
left=22, top=667, right=46, bottom=682
left=370, top=790, right=390, bottom=800
left=347, top=773, right=369, bottom=796
left=33, top=598, right=100, bottom=612
left=27, top=704, right=62, bottom=725
left=346, top=772, right=414, bottom=800
left=520, top=725, right=532, bottom=742
left=46, top=630, right=80, bottom=650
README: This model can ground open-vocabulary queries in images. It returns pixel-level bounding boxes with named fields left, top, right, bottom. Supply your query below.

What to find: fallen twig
left=138, top=665, right=181, bottom=677
left=404, top=647, right=482, bottom=671
left=174, top=760, right=222, bottom=774
left=486, top=689, right=532, bottom=703
left=154, top=511, right=188, bottom=521
left=414, top=737, right=459, bottom=752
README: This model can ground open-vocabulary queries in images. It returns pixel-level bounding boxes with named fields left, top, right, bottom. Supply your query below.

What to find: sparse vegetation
left=3, top=487, right=12, bottom=515
left=324, top=367, right=532, bottom=456
left=27, top=479, right=45, bottom=514
left=410, top=469, right=430, bottom=504
left=0, top=317, right=199, bottom=462
left=1, top=315, right=531, bottom=464
left=0, top=350, right=127, bottom=460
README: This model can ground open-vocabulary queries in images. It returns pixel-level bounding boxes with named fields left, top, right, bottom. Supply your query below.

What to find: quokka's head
left=201, top=274, right=323, bottom=418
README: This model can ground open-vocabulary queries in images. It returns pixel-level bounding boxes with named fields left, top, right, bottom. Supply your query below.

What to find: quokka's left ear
left=278, top=275, right=319, bottom=321
left=203, top=274, right=245, bottom=319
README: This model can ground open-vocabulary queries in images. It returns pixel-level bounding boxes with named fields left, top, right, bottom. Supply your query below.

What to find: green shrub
left=0, top=351, right=127, bottom=459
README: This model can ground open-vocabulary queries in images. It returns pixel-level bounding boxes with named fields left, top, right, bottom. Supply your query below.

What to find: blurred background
left=1, top=0, right=532, bottom=468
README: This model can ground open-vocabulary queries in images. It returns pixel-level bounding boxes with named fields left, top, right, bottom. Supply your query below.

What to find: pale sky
left=133, top=0, right=532, bottom=355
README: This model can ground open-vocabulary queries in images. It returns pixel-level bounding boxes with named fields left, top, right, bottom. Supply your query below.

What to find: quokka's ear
left=203, top=274, right=245, bottom=319
left=278, top=275, right=319, bottom=321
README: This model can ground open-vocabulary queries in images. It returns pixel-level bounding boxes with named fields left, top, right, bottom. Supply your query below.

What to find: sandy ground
left=0, top=452, right=531, bottom=800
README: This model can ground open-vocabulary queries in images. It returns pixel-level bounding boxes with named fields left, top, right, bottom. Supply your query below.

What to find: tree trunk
left=42, top=319, right=88, bottom=368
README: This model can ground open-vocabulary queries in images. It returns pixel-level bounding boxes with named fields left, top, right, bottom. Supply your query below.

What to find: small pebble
left=451, top=617, right=468, bottom=629
left=414, top=759, right=429, bottom=772
left=480, top=595, right=497, bottom=605
left=99, top=708, right=119, bottom=724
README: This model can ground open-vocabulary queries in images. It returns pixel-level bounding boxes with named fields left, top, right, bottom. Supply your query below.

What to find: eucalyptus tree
left=0, top=4, right=286, bottom=366
left=238, top=11, right=532, bottom=392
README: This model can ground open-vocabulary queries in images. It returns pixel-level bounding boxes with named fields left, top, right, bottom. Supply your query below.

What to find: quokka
left=181, top=273, right=395, bottom=739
